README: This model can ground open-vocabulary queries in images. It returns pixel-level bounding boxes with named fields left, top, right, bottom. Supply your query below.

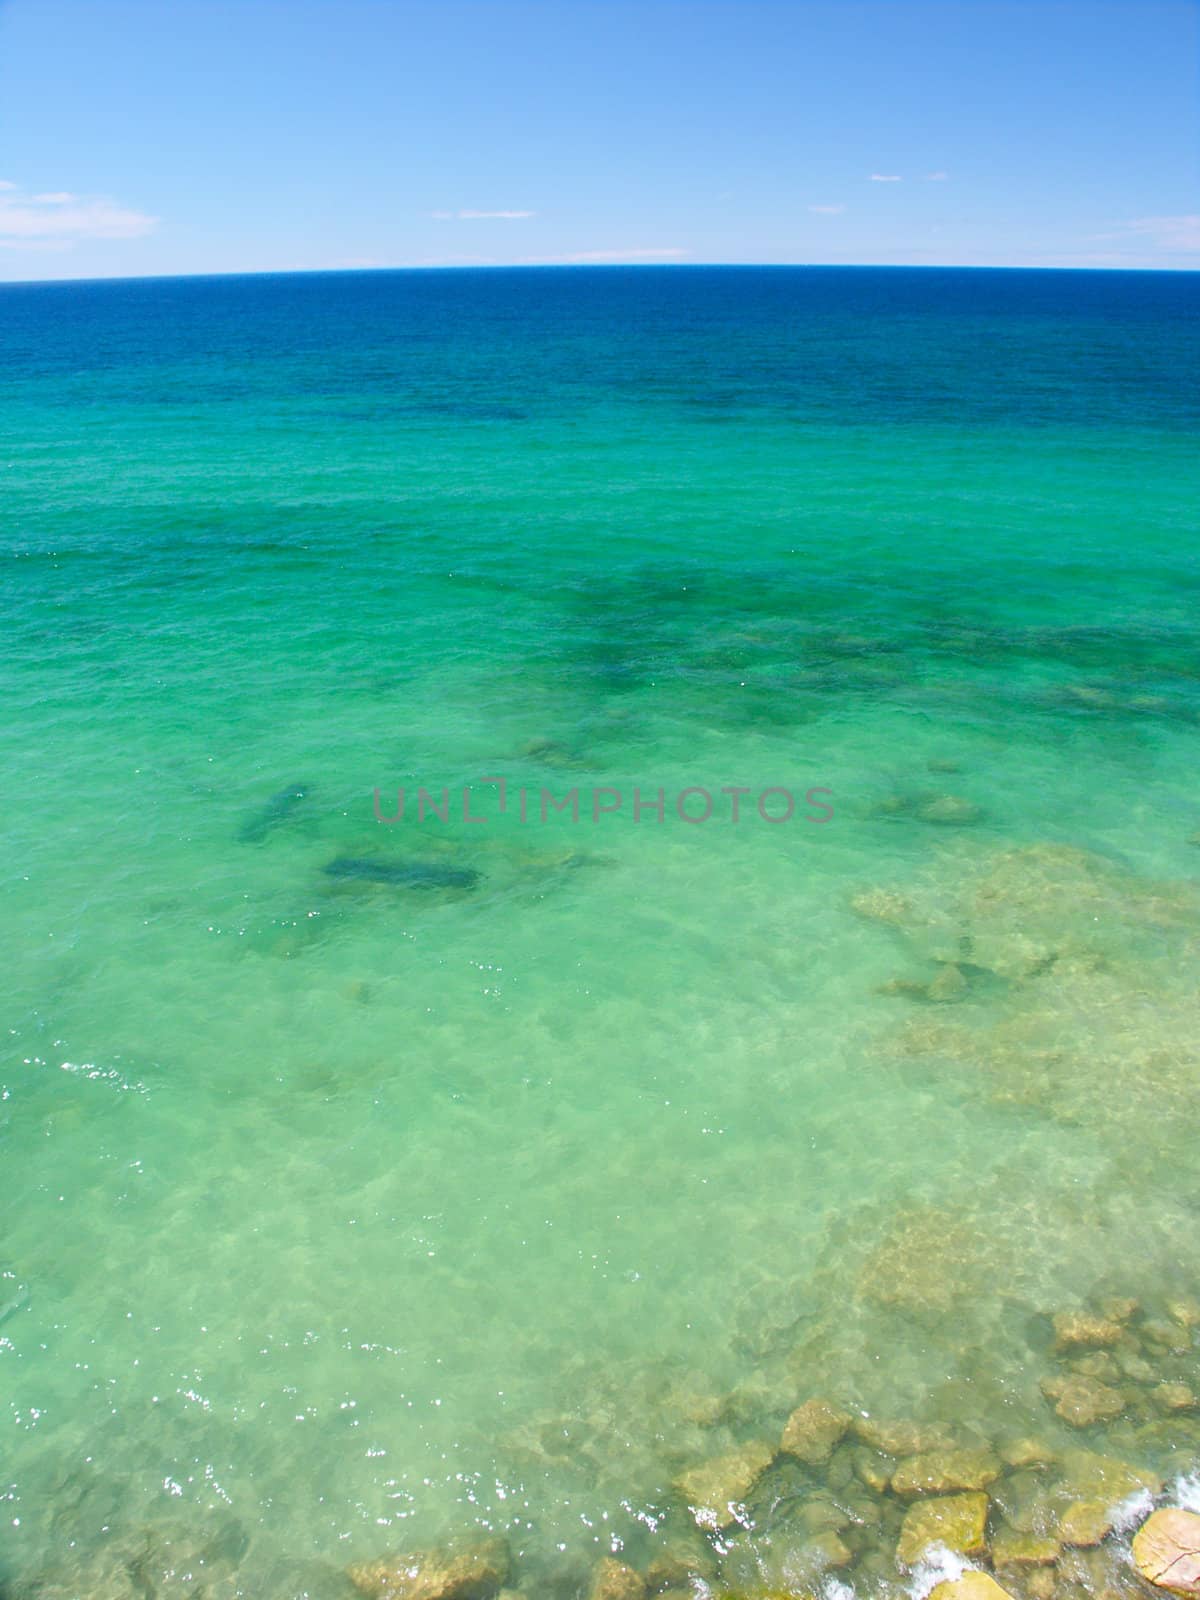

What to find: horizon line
left=1, top=259, right=1198, bottom=289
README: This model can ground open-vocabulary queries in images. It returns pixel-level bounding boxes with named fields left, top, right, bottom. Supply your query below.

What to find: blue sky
left=0, top=0, right=1196, bottom=279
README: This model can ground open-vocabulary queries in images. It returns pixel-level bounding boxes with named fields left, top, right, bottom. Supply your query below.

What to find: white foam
left=907, top=1543, right=974, bottom=1600
left=1111, top=1487, right=1154, bottom=1534
left=1171, top=1471, right=1200, bottom=1513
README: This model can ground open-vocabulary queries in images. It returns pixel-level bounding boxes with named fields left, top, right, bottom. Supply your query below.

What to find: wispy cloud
left=0, top=179, right=17, bottom=192
left=0, top=183, right=156, bottom=248
left=808, top=204, right=846, bottom=215
left=522, top=247, right=687, bottom=264
left=1117, top=215, right=1200, bottom=251
left=432, top=208, right=536, bottom=220
left=869, top=173, right=902, bottom=183
left=924, top=171, right=949, bottom=182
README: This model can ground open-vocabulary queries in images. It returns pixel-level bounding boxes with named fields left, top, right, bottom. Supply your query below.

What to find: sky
left=0, top=0, right=1196, bottom=280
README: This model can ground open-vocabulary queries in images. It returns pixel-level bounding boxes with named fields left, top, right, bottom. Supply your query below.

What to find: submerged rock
left=1143, top=1319, right=1194, bottom=1354
left=1117, top=1346, right=1158, bottom=1383
left=896, top=1491, right=990, bottom=1565
left=999, top=1437, right=1057, bottom=1470
left=991, top=1530, right=1060, bottom=1567
left=791, top=1495, right=852, bottom=1536
left=853, top=1417, right=957, bottom=1457
left=1068, top=1350, right=1122, bottom=1382
left=238, top=780, right=312, bottom=843
left=851, top=888, right=914, bottom=924
left=928, top=962, right=970, bottom=1002
left=1053, top=1310, right=1125, bottom=1351
left=1133, top=1508, right=1200, bottom=1596
left=1057, top=1500, right=1115, bottom=1547
left=588, top=1558, right=646, bottom=1600
left=1155, top=1382, right=1198, bottom=1412
left=851, top=1447, right=894, bottom=1495
left=1039, top=1373, right=1125, bottom=1427
left=890, top=1447, right=1000, bottom=1497
left=881, top=965, right=971, bottom=1004
left=1057, top=1448, right=1161, bottom=1502
left=643, top=1534, right=717, bottom=1593
left=675, top=1440, right=775, bottom=1530
left=780, top=1399, right=852, bottom=1465
left=915, top=795, right=985, bottom=827
left=798, top=1530, right=853, bottom=1571
left=988, top=1469, right=1058, bottom=1538
left=324, top=856, right=481, bottom=891
left=855, top=1207, right=1000, bottom=1316
left=348, top=1538, right=510, bottom=1600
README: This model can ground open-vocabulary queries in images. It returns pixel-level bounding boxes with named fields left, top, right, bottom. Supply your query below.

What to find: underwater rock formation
left=779, top=1399, right=852, bottom=1465
left=323, top=855, right=481, bottom=890
left=348, top=1538, right=511, bottom=1600
left=896, top=1491, right=990, bottom=1563
left=675, top=1440, right=775, bottom=1530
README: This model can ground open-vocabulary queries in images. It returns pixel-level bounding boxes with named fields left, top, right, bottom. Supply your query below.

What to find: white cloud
left=869, top=173, right=902, bottom=182
left=522, top=247, right=687, bottom=264
left=808, top=204, right=846, bottom=215
left=924, top=171, right=949, bottom=182
left=432, top=208, right=536, bottom=220
left=0, top=179, right=16, bottom=191
left=1119, top=215, right=1200, bottom=251
left=0, top=183, right=156, bottom=247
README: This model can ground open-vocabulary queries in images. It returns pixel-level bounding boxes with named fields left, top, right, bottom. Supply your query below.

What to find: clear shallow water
left=2, top=266, right=1200, bottom=1599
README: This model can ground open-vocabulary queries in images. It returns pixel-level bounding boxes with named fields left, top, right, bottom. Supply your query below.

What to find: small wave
left=907, top=1544, right=974, bottom=1600
left=1111, top=1488, right=1155, bottom=1534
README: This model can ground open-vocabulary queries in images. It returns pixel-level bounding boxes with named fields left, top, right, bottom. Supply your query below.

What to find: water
left=2, top=266, right=1200, bottom=1599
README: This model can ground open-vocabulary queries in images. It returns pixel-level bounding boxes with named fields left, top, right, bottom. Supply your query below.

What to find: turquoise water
left=2, top=266, right=1200, bottom=1599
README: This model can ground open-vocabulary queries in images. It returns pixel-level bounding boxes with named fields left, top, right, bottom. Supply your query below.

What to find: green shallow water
left=2, top=266, right=1200, bottom=1598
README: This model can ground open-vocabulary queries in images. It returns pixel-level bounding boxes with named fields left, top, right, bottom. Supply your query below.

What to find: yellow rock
left=675, top=1440, right=775, bottom=1530
left=897, top=1492, right=990, bottom=1565
left=853, top=1417, right=957, bottom=1456
left=991, top=1529, right=1060, bottom=1567
left=929, top=1575, right=1016, bottom=1600
left=1058, top=1448, right=1162, bottom=1502
left=891, top=1448, right=1000, bottom=1497
left=999, top=1437, right=1057, bottom=1470
left=1069, top=1351, right=1121, bottom=1382
left=1155, top=1383, right=1197, bottom=1412
left=348, top=1538, right=511, bottom=1600
left=1053, top=1311, right=1124, bottom=1351
left=1040, top=1373, right=1125, bottom=1426
left=1132, top=1508, right=1200, bottom=1596
left=1057, top=1500, right=1113, bottom=1547
left=780, top=1399, right=852, bottom=1465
